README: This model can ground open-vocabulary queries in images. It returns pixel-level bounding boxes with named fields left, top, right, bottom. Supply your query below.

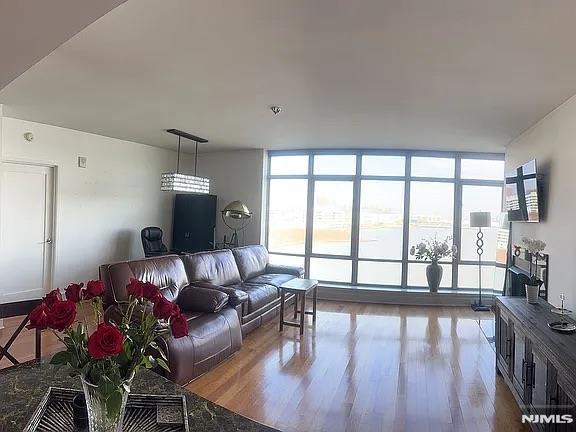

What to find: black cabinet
left=495, top=297, right=576, bottom=432
left=172, top=194, right=217, bottom=253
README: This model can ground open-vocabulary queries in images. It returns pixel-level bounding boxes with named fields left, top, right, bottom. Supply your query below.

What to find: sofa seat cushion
left=247, top=273, right=296, bottom=288
left=228, top=282, right=279, bottom=314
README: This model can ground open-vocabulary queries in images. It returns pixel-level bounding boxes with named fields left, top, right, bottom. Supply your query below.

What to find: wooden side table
left=279, top=278, right=318, bottom=335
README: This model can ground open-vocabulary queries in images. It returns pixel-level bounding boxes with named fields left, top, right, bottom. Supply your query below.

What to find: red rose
left=27, top=304, right=50, bottom=330
left=65, top=283, right=84, bottom=303
left=126, top=278, right=144, bottom=297
left=43, top=289, right=62, bottom=307
left=84, top=280, right=105, bottom=300
left=170, top=313, right=188, bottom=338
left=170, top=304, right=181, bottom=318
left=153, top=297, right=175, bottom=320
left=46, top=300, right=77, bottom=331
left=87, top=323, right=124, bottom=360
left=142, top=282, right=161, bottom=302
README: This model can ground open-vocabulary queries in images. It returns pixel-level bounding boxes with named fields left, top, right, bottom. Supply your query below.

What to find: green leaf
left=156, top=358, right=170, bottom=372
left=106, top=391, right=123, bottom=419
left=50, top=351, right=71, bottom=366
left=142, top=356, right=153, bottom=369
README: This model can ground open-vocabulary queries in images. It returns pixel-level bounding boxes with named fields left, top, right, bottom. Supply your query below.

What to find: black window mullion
left=452, top=156, right=462, bottom=290
left=304, top=155, right=315, bottom=278
left=401, top=155, right=411, bottom=289
left=351, top=156, right=362, bottom=284
left=264, top=152, right=272, bottom=250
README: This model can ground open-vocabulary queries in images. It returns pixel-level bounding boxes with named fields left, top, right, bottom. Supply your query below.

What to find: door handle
left=522, top=359, right=526, bottom=383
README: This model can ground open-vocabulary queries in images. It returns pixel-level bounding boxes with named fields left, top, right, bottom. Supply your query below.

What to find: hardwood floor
left=0, top=301, right=529, bottom=431
left=187, top=301, right=529, bottom=432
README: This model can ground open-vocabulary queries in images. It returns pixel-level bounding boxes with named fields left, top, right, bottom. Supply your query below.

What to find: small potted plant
left=410, top=235, right=457, bottom=292
left=521, top=237, right=546, bottom=304
left=27, top=279, right=189, bottom=432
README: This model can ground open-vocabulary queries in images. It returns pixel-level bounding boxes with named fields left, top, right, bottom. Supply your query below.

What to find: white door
left=0, top=163, right=54, bottom=302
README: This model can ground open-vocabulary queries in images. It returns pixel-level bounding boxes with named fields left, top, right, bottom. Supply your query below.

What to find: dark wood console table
left=495, top=296, right=576, bottom=431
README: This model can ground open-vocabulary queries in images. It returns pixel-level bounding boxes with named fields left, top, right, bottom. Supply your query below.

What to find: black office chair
left=141, top=227, right=169, bottom=257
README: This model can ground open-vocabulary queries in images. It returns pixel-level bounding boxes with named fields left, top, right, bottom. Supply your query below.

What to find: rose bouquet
left=27, top=279, right=188, bottom=432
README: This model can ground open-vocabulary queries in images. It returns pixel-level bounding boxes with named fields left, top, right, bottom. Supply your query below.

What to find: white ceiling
left=0, top=0, right=127, bottom=90
left=2, top=0, right=576, bottom=153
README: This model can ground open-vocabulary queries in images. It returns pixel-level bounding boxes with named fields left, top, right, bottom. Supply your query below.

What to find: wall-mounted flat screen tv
left=505, top=159, right=540, bottom=222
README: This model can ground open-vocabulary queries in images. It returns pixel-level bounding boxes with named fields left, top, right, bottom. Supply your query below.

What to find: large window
left=266, top=151, right=505, bottom=292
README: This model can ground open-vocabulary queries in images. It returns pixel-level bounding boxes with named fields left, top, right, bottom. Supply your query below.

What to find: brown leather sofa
left=183, top=245, right=304, bottom=335
left=99, top=245, right=303, bottom=385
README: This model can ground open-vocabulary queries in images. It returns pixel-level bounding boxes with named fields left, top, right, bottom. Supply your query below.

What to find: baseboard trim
left=317, top=286, right=494, bottom=307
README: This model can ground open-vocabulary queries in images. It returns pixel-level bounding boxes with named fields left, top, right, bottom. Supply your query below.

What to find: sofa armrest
left=193, top=281, right=248, bottom=307
left=266, top=264, right=305, bottom=278
left=178, top=286, right=229, bottom=313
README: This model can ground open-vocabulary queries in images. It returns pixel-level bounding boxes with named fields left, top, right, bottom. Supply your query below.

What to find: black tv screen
left=505, top=159, right=540, bottom=222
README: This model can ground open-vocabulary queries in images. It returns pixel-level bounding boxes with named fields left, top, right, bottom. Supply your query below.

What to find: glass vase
left=80, top=373, right=134, bottom=432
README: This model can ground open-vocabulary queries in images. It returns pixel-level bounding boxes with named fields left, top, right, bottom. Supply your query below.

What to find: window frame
left=265, top=149, right=505, bottom=291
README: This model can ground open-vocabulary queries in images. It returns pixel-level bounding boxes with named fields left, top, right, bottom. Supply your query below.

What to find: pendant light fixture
left=161, top=129, right=210, bottom=194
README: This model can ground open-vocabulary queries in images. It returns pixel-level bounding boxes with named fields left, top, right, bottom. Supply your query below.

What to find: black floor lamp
left=470, top=211, right=492, bottom=312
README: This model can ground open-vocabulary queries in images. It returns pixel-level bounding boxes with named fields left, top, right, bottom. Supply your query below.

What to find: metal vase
left=525, top=283, right=540, bottom=304
left=426, top=261, right=443, bottom=293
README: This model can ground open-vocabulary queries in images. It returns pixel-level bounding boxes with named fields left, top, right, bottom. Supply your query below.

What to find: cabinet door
left=551, top=378, right=576, bottom=432
left=496, top=307, right=512, bottom=376
left=512, top=324, right=528, bottom=401
left=528, top=347, right=548, bottom=416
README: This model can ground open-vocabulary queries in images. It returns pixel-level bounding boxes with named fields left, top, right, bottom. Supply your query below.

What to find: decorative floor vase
left=525, top=284, right=540, bottom=304
left=426, top=262, right=443, bottom=293
left=81, top=373, right=133, bottom=432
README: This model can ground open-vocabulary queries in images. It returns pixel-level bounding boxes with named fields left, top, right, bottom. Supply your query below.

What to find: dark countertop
left=0, top=360, right=277, bottom=432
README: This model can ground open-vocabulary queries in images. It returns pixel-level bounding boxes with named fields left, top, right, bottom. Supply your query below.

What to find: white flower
left=522, top=237, right=546, bottom=254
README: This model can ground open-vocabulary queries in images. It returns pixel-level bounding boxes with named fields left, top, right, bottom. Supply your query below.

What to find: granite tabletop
left=0, top=360, right=277, bottom=432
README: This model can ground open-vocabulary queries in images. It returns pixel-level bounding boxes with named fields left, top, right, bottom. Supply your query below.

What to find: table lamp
left=470, top=211, right=491, bottom=312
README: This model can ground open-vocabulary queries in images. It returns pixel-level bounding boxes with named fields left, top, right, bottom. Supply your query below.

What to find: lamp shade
left=470, top=211, right=491, bottom=228
left=222, top=200, right=252, bottom=220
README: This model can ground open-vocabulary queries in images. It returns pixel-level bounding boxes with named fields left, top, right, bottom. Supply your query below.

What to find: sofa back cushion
left=181, top=249, right=242, bottom=286
left=100, top=255, right=189, bottom=306
left=232, top=245, right=269, bottom=281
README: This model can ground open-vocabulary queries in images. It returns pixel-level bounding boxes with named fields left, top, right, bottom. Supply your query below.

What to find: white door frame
left=0, top=159, right=58, bottom=298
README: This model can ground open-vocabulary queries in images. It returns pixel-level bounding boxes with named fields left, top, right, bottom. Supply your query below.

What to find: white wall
left=187, top=149, right=266, bottom=246
left=0, top=116, right=177, bottom=289
left=506, top=95, right=576, bottom=309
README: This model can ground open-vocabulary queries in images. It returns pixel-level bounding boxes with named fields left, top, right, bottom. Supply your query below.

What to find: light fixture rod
left=194, top=141, right=199, bottom=177
left=176, top=136, right=181, bottom=174
left=166, top=128, right=208, bottom=143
